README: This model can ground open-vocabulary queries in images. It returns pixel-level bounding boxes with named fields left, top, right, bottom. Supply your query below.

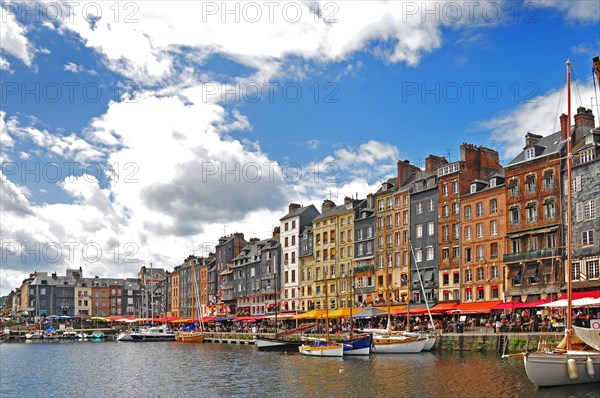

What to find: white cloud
left=307, top=139, right=320, bottom=150
left=476, top=81, right=597, bottom=161
left=0, top=6, right=34, bottom=66
left=0, top=56, right=12, bottom=72
left=538, top=0, right=600, bottom=23
left=63, top=61, right=98, bottom=75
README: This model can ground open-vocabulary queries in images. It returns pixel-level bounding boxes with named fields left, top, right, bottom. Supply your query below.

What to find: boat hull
left=176, top=332, right=204, bottom=343
left=299, top=343, right=344, bottom=357
left=524, top=351, right=600, bottom=387
left=372, top=337, right=426, bottom=353
left=255, top=336, right=303, bottom=352
left=130, top=334, right=176, bottom=342
left=343, top=335, right=372, bottom=356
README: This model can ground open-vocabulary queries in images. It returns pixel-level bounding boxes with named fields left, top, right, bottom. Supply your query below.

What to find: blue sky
left=1, top=0, right=599, bottom=294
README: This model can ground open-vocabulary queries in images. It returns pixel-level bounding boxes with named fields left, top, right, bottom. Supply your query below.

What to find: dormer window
left=489, top=178, right=497, bottom=187
left=580, top=148, right=595, bottom=164
left=525, top=147, right=535, bottom=160
left=470, top=183, right=477, bottom=193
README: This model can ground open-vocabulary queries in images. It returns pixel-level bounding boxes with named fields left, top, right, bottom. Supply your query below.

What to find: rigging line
left=593, top=68, right=600, bottom=120
left=553, top=73, right=566, bottom=136
left=571, top=67, right=584, bottom=108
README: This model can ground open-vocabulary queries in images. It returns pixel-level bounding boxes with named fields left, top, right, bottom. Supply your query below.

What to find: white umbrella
left=540, top=297, right=600, bottom=308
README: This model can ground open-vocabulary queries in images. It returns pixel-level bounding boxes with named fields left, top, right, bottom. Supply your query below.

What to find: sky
left=1, top=0, right=599, bottom=295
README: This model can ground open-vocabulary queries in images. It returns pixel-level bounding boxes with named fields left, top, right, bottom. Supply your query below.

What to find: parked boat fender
left=586, top=357, right=595, bottom=378
left=567, top=358, right=578, bottom=380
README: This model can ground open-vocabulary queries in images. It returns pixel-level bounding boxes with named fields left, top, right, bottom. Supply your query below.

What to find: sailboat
left=177, top=261, right=204, bottom=343
left=299, top=266, right=344, bottom=357
left=523, top=59, right=600, bottom=387
left=371, top=287, right=426, bottom=354
left=340, top=278, right=372, bottom=356
left=255, top=256, right=304, bottom=352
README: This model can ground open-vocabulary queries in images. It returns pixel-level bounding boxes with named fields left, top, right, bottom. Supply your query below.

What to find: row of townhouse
left=4, top=108, right=598, bottom=318
left=3, top=267, right=148, bottom=318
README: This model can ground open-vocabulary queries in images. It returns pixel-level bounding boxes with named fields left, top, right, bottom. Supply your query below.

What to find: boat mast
left=410, top=243, right=435, bottom=331
left=325, top=265, right=330, bottom=345
left=274, top=254, right=278, bottom=336
left=565, top=59, right=573, bottom=350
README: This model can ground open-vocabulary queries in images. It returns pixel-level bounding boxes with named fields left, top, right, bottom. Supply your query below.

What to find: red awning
left=514, top=298, right=553, bottom=308
left=558, top=289, right=600, bottom=300
left=430, top=302, right=459, bottom=314
left=492, top=301, right=518, bottom=310
left=454, top=300, right=503, bottom=314
left=234, top=315, right=264, bottom=322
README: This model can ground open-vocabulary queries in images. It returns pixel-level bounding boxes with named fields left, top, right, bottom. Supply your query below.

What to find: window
left=587, top=260, right=599, bottom=279
left=378, top=199, right=384, bottom=211
left=491, top=287, right=499, bottom=299
left=442, top=248, right=450, bottom=259
left=453, top=272, right=460, bottom=284
left=526, top=204, right=537, bottom=222
left=386, top=197, right=392, bottom=209
left=491, top=265, right=498, bottom=279
left=403, top=195, right=409, bottom=205
left=510, top=207, right=520, bottom=225
left=292, top=220, right=296, bottom=229
left=442, top=273, right=449, bottom=285
left=427, top=222, right=434, bottom=236
left=442, top=184, right=448, bottom=196
left=442, top=225, right=449, bottom=241
left=582, top=230, right=594, bottom=246
left=416, top=202, right=423, bottom=214
left=490, top=243, right=499, bottom=259
left=581, top=200, right=597, bottom=220
left=426, top=246, right=434, bottom=261
left=285, top=222, right=289, bottom=231
left=509, top=180, right=519, bottom=197
left=476, top=246, right=484, bottom=261
left=284, top=237, right=288, bottom=247
left=465, top=269, right=473, bottom=282
left=543, top=170, right=554, bottom=189
left=525, top=147, right=535, bottom=159
left=442, top=205, right=449, bottom=217
left=414, top=249, right=422, bottom=262
left=580, top=148, right=595, bottom=163
left=453, top=224, right=460, bottom=240
left=476, top=223, right=484, bottom=238
left=292, top=236, right=295, bottom=246
left=416, top=224, right=423, bottom=238
left=470, top=183, right=477, bottom=194
left=477, top=288, right=485, bottom=301
left=489, top=178, right=497, bottom=188
left=490, top=199, right=497, bottom=214
left=453, top=246, right=460, bottom=259
left=453, top=202, right=460, bottom=215
left=572, top=262, right=581, bottom=281
left=465, top=248, right=472, bottom=262
left=403, top=210, right=409, bottom=225
left=527, top=236, right=538, bottom=251
left=525, top=175, right=536, bottom=193
left=476, top=202, right=483, bottom=217
left=464, top=205, right=472, bottom=220
left=544, top=200, right=556, bottom=219
left=465, top=226, right=472, bottom=240
left=490, top=220, right=498, bottom=235
left=428, top=199, right=434, bottom=212
left=453, top=181, right=459, bottom=194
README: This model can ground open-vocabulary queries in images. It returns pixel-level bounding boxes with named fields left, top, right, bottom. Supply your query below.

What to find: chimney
left=344, top=196, right=352, bottom=204
left=524, top=132, right=543, bottom=147
left=272, top=226, right=280, bottom=238
left=397, top=159, right=420, bottom=186
left=321, top=199, right=336, bottom=213
left=288, top=203, right=301, bottom=213
left=249, top=238, right=260, bottom=245
left=574, top=107, right=595, bottom=129
left=425, top=155, right=448, bottom=172
left=367, top=193, right=375, bottom=209
left=560, top=113, right=569, bottom=140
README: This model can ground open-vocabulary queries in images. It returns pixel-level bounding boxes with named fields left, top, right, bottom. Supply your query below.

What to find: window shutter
left=564, top=179, right=569, bottom=196
left=576, top=176, right=582, bottom=192
left=596, top=198, right=600, bottom=219
left=576, top=202, right=583, bottom=222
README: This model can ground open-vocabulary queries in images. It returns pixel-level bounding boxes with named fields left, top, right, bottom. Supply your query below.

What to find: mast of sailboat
left=325, top=265, right=330, bottom=345
left=150, top=262, right=154, bottom=325
left=566, top=59, right=573, bottom=350
left=274, top=254, right=278, bottom=337
left=409, top=243, right=435, bottom=332
left=349, top=267, right=354, bottom=338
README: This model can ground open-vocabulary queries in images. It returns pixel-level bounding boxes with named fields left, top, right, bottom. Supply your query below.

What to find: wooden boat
left=372, top=334, right=426, bottom=354
left=523, top=59, right=600, bottom=387
left=341, top=334, right=372, bottom=356
left=299, top=266, right=344, bottom=357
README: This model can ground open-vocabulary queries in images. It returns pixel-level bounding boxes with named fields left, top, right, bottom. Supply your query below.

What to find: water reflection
left=1, top=341, right=598, bottom=398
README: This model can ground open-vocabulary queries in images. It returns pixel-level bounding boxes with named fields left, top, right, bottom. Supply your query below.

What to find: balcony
left=503, top=248, right=562, bottom=263
left=354, top=264, right=375, bottom=274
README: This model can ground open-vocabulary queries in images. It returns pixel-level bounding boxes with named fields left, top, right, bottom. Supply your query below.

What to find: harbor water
left=1, top=340, right=599, bottom=398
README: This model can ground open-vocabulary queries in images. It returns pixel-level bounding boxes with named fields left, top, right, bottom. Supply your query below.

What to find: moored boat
left=372, top=334, right=426, bottom=354
left=255, top=336, right=304, bottom=352
left=299, top=341, right=344, bottom=357
left=90, top=331, right=106, bottom=341
left=130, top=325, right=176, bottom=341
left=342, top=334, right=372, bottom=356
